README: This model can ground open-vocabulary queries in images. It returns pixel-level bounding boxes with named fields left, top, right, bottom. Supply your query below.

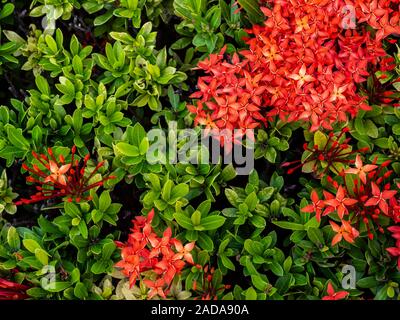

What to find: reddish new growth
left=302, top=155, right=398, bottom=244
left=0, top=278, right=29, bottom=300
left=192, top=265, right=231, bottom=300
left=386, top=226, right=400, bottom=269
left=15, top=146, right=115, bottom=205
left=188, top=0, right=400, bottom=134
left=115, top=209, right=195, bottom=299
left=322, top=282, right=349, bottom=301
left=282, top=128, right=369, bottom=176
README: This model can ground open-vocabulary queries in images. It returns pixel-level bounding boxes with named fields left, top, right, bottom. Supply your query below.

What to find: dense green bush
left=0, top=0, right=400, bottom=301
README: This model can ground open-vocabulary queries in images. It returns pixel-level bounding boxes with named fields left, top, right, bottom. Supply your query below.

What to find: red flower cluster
left=115, top=209, right=195, bottom=299
left=349, top=0, right=400, bottom=41
left=0, top=278, right=29, bottom=300
left=16, top=146, right=115, bottom=205
left=386, top=226, right=400, bottom=269
left=302, top=155, right=398, bottom=244
left=188, top=0, right=399, bottom=133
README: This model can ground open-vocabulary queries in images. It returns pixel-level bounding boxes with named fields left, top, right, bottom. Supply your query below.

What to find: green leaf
left=251, top=275, right=268, bottom=291
left=220, top=254, right=235, bottom=271
left=94, top=11, right=113, bottom=26
left=200, top=215, right=226, bottom=230
left=171, top=183, right=189, bottom=201
left=249, top=215, right=266, bottom=229
left=43, top=281, right=72, bottom=293
left=115, top=142, right=139, bottom=157
left=35, top=248, right=49, bottom=265
left=78, top=220, right=88, bottom=239
left=283, top=256, right=292, bottom=273
left=102, top=242, right=116, bottom=260
left=314, top=131, right=328, bottom=149
left=357, top=277, right=379, bottom=289
left=173, top=212, right=194, bottom=230
left=364, top=119, right=378, bottom=138
left=237, top=0, right=264, bottom=24
left=272, top=221, right=305, bottom=231
left=99, top=191, right=111, bottom=212
left=7, top=226, right=20, bottom=251
left=91, top=260, right=108, bottom=274
left=225, top=188, right=238, bottom=206
left=27, top=288, right=48, bottom=298
left=23, top=239, right=41, bottom=254
left=161, top=179, right=174, bottom=201
left=221, top=164, right=237, bottom=181
left=307, top=228, right=324, bottom=247
left=269, top=261, right=284, bottom=277
left=0, top=3, right=14, bottom=20
left=64, top=202, right=81, bottom=218
left=245, top=286, right=258, bottom=300
left=74, top=282, right=88, bottom=299
left=197, top=233, right=214, bottom=252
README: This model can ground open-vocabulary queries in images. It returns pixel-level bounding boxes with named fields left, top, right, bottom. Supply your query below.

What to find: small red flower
left=344, top=154, right=377, bottom=184
left=322, top=282, right=349, bottom=301
left=324, top=186, right=358, bottom=219
left=386, top=226, right=400, bottom=269
left=302, top=190, right=325, bottom=222
left=330, top=220, right=359, bottom=246
left=365, top=182, right=397, bottom=215
left=143, top=278, right=167, bottom=299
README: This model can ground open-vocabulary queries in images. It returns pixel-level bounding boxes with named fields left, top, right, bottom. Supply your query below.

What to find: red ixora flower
left=386, top=226, right=400, bottom=269
left=189, top=0, right=398, bottom=136
left=322, top=282, right=349, bottom=301
left=115, top=209, right=195, bottom=299
left=365, top=182, right=397, bottom=215
left=344, top=154, right=377, bottom=184
left=330, top=220, right=360, bottom=246
left=0, top=278, right=30, bottom=300
left=15, top=146, right=115, bottom=205
left=302, top=155, right=398, bottom=241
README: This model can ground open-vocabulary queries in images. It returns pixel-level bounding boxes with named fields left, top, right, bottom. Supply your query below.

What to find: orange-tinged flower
left=143, top=278, right=167, bottom=299
left=16, top=146, right=115, bottom=205
left=44, top=161, right=71, bottom=186
left=295, top=16, right=310, bottom=33
left=324, top=186, right=358, bottom=219
left=172, top=240, right=195, bottom=264
left=330, top=220, right=359, bottom=246
left=288, top=64, right=316, bottom=89
left=344, top=154, right=377, bottom=184
left=115, top=209, right=196, bottom=296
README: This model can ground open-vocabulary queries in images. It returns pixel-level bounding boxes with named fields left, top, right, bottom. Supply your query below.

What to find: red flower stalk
left=386, top=226, right=400, bottom=269
left=322, top=282, right=349, bottom=301
left=192, top=265, right=231, bottom=300
left=0, top=278, right=30, bottom=300
left=282, top=129, right=369, bottom=177
left=115, top=209, right=195, bottom=299
left=15, top=146, right=115, bottom=205
left=302, top=155, right=398, bottom=243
